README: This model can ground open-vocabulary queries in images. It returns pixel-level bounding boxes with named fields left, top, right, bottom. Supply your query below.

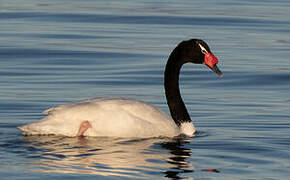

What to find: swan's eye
left=197, top=43, right=208, bottom=54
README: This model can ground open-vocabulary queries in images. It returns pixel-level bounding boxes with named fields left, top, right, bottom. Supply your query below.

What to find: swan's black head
left=175, top=39, right=223, bottom=77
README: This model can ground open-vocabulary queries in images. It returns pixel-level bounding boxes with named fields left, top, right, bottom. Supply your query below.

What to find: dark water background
left=0, top=0, right=290, bottom=179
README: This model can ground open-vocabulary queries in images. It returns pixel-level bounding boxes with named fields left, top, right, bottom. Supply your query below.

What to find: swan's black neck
left=164, top=47, right=191, bottom=127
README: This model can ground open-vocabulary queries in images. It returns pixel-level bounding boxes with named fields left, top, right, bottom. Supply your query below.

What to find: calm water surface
left=0, top=0, right=290, bottom=179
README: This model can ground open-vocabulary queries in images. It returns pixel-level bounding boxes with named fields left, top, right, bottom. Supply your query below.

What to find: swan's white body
left=18, top=97, right=195, bottom=137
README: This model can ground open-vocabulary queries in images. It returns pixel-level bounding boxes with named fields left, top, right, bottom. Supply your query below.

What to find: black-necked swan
left=18, top=39, right=222, bottom=138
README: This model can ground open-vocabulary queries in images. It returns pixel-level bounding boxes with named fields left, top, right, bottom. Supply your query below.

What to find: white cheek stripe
left=197, top=43, right=208, bottom=54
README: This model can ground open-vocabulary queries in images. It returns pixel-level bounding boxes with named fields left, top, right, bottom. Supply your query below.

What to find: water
left=0, top=0, right=290, bottom=179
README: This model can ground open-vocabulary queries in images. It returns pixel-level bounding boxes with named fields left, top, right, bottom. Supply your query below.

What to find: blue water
left=1, top=0, right=290, bottom=179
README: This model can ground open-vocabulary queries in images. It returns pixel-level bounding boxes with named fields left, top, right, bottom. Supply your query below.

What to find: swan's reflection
left=161, top=137, right=194, bottom=179
left=22, top=135, right=194, bottom=179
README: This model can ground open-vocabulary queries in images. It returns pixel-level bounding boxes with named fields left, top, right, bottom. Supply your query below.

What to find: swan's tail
left=17, top=120, right=78, bottom=137
left=17, top=119, right=56, bottom=135
left=17, top=125, right=40, bottom=135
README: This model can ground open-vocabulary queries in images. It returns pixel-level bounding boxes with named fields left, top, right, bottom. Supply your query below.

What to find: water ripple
left=0, top=12, right=288, bottom=27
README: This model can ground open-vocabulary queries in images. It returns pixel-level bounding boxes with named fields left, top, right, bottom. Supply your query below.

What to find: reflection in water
left=22, top=135, right=194, bottom=179
left=161, top=137, right=194, bottom=179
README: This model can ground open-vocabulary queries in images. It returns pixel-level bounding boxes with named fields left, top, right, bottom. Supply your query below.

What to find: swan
left=18, top=39, right=222, bottom=138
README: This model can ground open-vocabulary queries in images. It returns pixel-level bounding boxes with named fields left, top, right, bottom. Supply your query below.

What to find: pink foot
left=77, top=120, right=92, bottom=136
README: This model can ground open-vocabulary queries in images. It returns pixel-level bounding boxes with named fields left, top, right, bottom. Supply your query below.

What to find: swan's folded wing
left=42, top=99, right=94, bottom=115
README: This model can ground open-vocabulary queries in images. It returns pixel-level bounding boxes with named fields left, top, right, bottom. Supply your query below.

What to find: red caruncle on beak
left=204, top=52, right=219, bottom=69
left=204, top=52, right=223, bottom=78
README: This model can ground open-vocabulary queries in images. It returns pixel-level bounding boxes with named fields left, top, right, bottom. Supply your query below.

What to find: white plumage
left=18, top=97, right=195, bottom=137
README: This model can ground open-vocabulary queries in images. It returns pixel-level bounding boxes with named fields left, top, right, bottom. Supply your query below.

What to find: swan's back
left=18, top=97, right=179, bottom=137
